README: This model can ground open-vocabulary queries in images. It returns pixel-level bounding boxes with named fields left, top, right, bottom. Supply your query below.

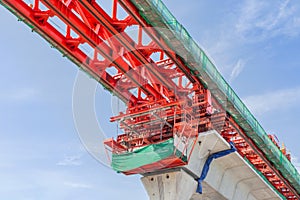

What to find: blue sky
left=0, top=0, right=300, bottom=199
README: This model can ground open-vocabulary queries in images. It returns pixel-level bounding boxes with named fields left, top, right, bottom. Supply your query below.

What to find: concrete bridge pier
left=141, top=169, right=197, bottom=200
left=141, top=130, right=281, bottom=200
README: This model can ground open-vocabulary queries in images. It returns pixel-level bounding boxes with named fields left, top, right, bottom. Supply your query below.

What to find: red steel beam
left=40, top=0, right=164, bottom=100
left=1, top=0, right=138, bottom=104
left=119, top=0, right=199, bottom=84
left=76, top=0, right=176, bottom=90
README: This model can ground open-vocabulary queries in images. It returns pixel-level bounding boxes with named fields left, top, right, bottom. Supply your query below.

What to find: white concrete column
left=141, top=169, right=197, bottom=200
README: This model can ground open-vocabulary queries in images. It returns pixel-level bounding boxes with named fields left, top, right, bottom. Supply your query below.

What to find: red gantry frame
left=0, top=0, right=298, bottom=199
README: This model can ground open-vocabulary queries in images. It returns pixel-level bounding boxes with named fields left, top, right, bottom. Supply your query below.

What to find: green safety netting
left=112, top=138, right=187, bottom=172
left=127, top=0, right=300, bottom=194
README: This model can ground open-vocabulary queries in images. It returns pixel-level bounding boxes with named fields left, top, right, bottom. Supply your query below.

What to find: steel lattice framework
left=0, top=0, right=299, bottom=199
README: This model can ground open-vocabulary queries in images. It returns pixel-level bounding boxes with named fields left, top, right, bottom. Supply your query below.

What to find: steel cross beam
left=40, top=0, right=166, bottom=101
left=76, top=0, right=176, bottom=90
left=0, top=0, right=141, bottom=103
left=4, top=0, right=196, bottom=107
left=45, top=0, right=196, bottom=105
left=119, top=0, right=200, bottom=84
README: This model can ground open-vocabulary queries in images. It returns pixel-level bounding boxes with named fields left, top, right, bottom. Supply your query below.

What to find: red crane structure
left=1, top=0, right=299, bottom=199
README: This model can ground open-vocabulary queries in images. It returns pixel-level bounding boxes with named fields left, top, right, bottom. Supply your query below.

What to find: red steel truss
left=1, top=0, right=298, bottom=199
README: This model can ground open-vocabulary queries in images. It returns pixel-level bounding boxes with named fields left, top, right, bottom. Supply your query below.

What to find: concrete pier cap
left=141, top=130, right=281, bottom=200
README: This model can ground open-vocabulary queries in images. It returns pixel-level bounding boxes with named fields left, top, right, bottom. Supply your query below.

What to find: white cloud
left=229, top=59, right=246, bottom=82
left=63, top=181, right=93, bottom=189
left=202, top=1, right=300, bottom=77
left=236, top=0, right=300, bottom=40
left=235, top=0, right=266, bottom=34
left=56, top=155, right=82, bottom=166
left=291, top=156, right=300, bottom=173
left=243, top=87, right=300, bottom=115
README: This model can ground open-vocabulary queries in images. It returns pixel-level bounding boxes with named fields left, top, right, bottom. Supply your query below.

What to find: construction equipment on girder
left=0, top=0, right=299, bottom=199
